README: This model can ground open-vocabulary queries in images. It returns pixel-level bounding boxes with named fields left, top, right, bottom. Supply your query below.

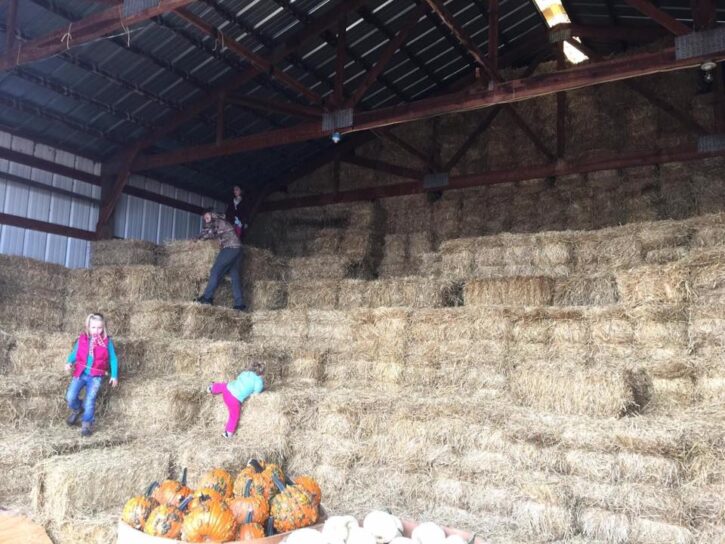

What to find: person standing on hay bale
left=195, top=208, right=246, bottom=312
left=225, top=185, right=248, bottom=240
left=207, top=361, right=265, bottom=438
left=64, top=313, right=118, bottom=437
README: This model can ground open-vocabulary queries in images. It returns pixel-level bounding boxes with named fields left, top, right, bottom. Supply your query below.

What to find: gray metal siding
left=0, top=131, right=221, bottom=268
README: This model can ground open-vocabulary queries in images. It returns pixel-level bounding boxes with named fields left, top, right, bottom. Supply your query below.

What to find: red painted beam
left=623, top=0, right=691, bottom=36
left=262, top=143, right=725, bottom=211
left=691, top=0, right=717, bottom=31
left=0, top=0, right=195, bottom=71
left=133, top=44, right=725, bottom=170
left=346, top=3, right=427, bottom=108
left=0, top=212, right=96, bottom=240
left=175, top=8, right=322, bottom=104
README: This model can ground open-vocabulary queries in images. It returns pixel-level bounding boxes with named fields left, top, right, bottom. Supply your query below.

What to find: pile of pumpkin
left=121, top=459, right=322, bottom=542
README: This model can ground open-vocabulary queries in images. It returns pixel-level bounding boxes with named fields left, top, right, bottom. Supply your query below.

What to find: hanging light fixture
left=531, top=0, right=588, bottom=64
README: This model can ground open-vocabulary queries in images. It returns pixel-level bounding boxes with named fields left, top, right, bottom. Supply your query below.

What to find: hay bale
left=243, top=245, right=288, bottom=282
left=0, top=295, right=65, bottom=332
left=352, top=308, right=409, bottom=360
left=689, top=304, right=725, bottom=357
left=161, top=239, right=219, bottom=277
left=645, top=247, right=689, bottom=264
left=338, top=280, right=371, bottom=309
left=129, top=301, right=250, bottom=341
left=287, top=255, right=355, bottom=280
left=62, top=300, right=132, bottom=337
left=305, top=228, right=341, bottom=254
left=0, top=374, right=71, bottom=426
left=307, top=310, right=352, bottom=343
left=512, top=501, right=575, bottom=540
left=553, top=275, right=619, bottom=306
left=509, top=362, right=652, bottom=417
left=91, top=239, right=158, bottom=267
left=416, top=252, right=441, bottom=277
left=464, top=277, right=553, bottom=306
left=0, top=254, right=68, bottom=294
left=535, top=239, right=573, bottom=267
left=440, top=239, right=475, bottom=280
left=631, top=518, right=694, bottom=544
left=637, top=221, right=692, bottom=252
left=578, top=508, right=631, bottom=543
left=565, top=450, right=680, bottom=486
left=368, top=278, right=447, bottom=308
left=616, top=264, right=688, bottom=306
left=576, top=234, right=643, bottom=272
left=248, top=281, right=287, bottom=310
left=49, top=513, right=117, bottom=544
left=252, top=310, right=308, bottom=342
left=287, top=280, right=340, bottom=309
left=286, top=348, right=325, bottom=384
left=32, top=444, right=172, bottom=524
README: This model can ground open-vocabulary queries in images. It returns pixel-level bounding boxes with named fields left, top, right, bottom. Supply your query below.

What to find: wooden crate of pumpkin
left=119, top=459, right=324, bottom=543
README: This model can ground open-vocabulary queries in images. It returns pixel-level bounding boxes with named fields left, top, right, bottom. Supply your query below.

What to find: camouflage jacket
left=198, top=213, right=242, bottom=249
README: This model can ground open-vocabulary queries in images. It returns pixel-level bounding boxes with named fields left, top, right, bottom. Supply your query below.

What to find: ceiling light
left=331, top=131, right=341, bottom=144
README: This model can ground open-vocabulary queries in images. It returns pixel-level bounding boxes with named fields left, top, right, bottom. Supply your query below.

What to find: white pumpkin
left=390, top=537, right=415, bottom=544
left=347, top=526, right=378, bottom=544
left=411, top=522, right=446, bottom=544
left=363, top=510, right=403, bottom=544
left=444, top=535, right=468, bottom=544
left=285, top=528, right=327, bottom=544
left=322, top=516, right=359, bottom=544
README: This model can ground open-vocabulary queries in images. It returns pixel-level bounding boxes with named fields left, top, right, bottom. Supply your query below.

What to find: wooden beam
left=554, top=23, right=668, bottom=43
left=341, top=155, right=424, bottom=180
left=372, top=128, right=435, bottom=170
left=262, top=143, right=725, bottom=211
left=506, top=105, right=555, bottom=161
left=691, top=0, right=717, bottom=31
left=422, top=0, right=501, bottom=82
left=216, top=93, right=225, bottom=145
left=623, top=0, right=691, bottom=36
left=488, top=0, right=499, bottom=72
left=132, top=43, right=725, bottom=169
left=444, top=106, right=501, bottom=171
left=175, top=8, right=322, bottom=104
left=346, top=4, right=426, bottom=108
left=110, top=0, right=374, bottom=161
left=0, top=0, right=196, bottom=71
left=96, top=150, right=137, bottom=235
left=4, top=0, right=18, bottom=57
left=226, top=95, right=322, bottom=119
left=0, top=212, right=96, bottom=240
left=335, top=16, right=346, bottom=107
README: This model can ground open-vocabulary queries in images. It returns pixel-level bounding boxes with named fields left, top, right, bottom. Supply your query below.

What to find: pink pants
left=210, top=382, right=242, bottom=434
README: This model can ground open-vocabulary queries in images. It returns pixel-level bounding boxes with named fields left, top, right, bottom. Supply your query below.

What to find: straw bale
left=553, top=275, right=619, bottom=306
left=287, top=348, right=325, bottom=384
left=409, top=232, right=434, bottom=256
left=509, top=362, right=652, bottom=417
left=338, top=279, right=371, bottom=309
left=693, top=524, right=725, bottom=544
left=288, top=255, right=354, bottom=280
left=129, top=301, right=250, bottom=341
left=510, top=314, right=551, bottom=344
left=682, top=485, right=725, bottom=526
left=645, top=247, right=688, bottom=264
left=535, top=241, right=573, bottom=267
left=696, top=371, right=725, bottom=403
left=0, top=330, right=13, bottom=370
left=382, top=234, right=407, bottom=264
left=252, top=310, right=308, bottom=341
left=306, top=228, right=341, bottom=254
left=690, top=260, right=725, bottom=304
left=340, top=231, right=373, bottom=259
left=440, top=245, right=474, bottom=280
left=91, top=239, right=158, bottom=267
left=565, top=450, right=680, bottom=486
left=287, top=280, right=340, bottom=309
left=367, top=278, right=447, bottom=308
left=689, top=304, right=725, bottom=355
left=512, top=500, right=575, bottom=540
left=590, top=312, right=634, bottom=344
left=416, top=252, right=441, bottom=277
left=616, top=264, right=689, bottom=306
left=352, top=308, right=409, bottom=359
left=647, top=377, right=695, bottom=411
left=0, top=374, right=72, bottom=426
left=634, top=319, right=688, bottom=346
left=693, top=224, right=725, bottom=247
left=638, top=221, right=692, bottom=251
left=49, top=513, right=117, bottom=544
left=0, top=254, right=68, bottom=293
left=464, top=277, right=553, bottom=306
left=0, top=295, right=65, bottom=332
left=62, top=299, right=132, bottom=337
left=161, top=239, right=218, bottom=277
left=576, top=234, right=643, bottom=271
left=378, top=262, right=415, bottom=278
left=503, top=244, right=536, bottom=266
left=32, top=444, right=172, bottom=524
left=248, top=280, right=287, bottom=310
left=631, top=518, right=694, bottom=544
left=242, top=245, right=287, bottom=281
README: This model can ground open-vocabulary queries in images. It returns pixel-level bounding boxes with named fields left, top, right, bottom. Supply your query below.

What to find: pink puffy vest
left=73, top=334, right=110, bottom=378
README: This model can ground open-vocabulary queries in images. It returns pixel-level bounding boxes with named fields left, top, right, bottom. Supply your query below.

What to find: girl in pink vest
left=65, top=313, right=119, bottom=436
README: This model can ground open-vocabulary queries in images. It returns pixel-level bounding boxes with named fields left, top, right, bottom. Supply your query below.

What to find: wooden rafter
left=443, top=106, right=501, bottom=171
left=0, top=0, right=196, bottom=71
left=334, top=16, right=346, bottom=106
left=623, top=0, right=691, bottom=36
left=373, top=128, right=436, bottom=171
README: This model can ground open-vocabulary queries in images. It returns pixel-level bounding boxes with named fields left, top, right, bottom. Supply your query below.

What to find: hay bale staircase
left=0, top=212, right=723, bottom=543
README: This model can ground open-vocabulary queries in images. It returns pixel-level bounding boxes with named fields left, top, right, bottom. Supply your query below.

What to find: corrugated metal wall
left=0, top=131, right=221, bottom=268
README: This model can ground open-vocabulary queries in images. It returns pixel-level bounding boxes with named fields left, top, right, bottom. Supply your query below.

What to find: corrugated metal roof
left=1, top=0, right=722, bottom=200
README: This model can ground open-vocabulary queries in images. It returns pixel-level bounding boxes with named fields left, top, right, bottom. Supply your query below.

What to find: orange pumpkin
left=227, top=480, right=270, bottom=525
left=121, top=482, right=159, bottom=530
left=198, top=467, right=234, bottom=498
left=233, top=460, right=276, bottom=501
left=181, top=500, right=238, bottom=543
left=236, top=510, right=266, bottom=541
left=188, top=487, right=223, bottom=511
left=143, top=501, right=187, bottom=538
left=294, top=475, right=321, bottom=506
left=269, top=474, right=318, bottom=532
left=153, top=467, right=192, bottom=508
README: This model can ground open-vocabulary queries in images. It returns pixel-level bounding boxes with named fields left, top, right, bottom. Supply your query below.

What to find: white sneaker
left=222, top=431, right=233, bottom=439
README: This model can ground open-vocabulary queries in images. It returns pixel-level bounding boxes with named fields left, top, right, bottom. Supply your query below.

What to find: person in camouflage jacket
left=196, top=210, right=246, bottom=311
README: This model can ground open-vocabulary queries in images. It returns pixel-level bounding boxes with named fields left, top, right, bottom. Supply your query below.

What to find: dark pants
left=203, top=247, right=244, bottom=306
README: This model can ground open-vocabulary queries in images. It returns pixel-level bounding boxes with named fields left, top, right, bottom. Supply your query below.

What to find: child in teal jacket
left=208, top=361, right=264, bottom=438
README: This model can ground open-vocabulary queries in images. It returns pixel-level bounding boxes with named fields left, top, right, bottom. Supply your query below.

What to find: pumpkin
left=411, top=522, right=446, bottom=544
left=121, top=482, right=160, bottom=530
left=153, top=467, right=192, bottom=508
left=236, top=510, right=266, bottom=541
left=363, top=510, right=403, bottom=544
left=286, top=527, right=329, bottom=544
left=269, top=474, right=318, bottom=532
left=188, top=487, right=223, bottom=510
left=227, top=479, right=270, bottom=525
left=234, top=459, right=276, bottom=501
left=181, top=499, right=237, bottom=543
left=198, top=467, right=234, bottom=498
left=143, top=497, right=191, bottom=538
left=294, top=475, right=321, bottom=506
left=322, top=515, right=359, bottom=544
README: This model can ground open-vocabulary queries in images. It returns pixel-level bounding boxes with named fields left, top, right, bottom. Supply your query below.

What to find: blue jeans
left=66, top=375, right=103, bottom=423
left=202, top=247, right=244, bottom=306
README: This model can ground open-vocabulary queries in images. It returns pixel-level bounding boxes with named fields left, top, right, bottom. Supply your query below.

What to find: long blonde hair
left=84, top=313, right=109, bottom=345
